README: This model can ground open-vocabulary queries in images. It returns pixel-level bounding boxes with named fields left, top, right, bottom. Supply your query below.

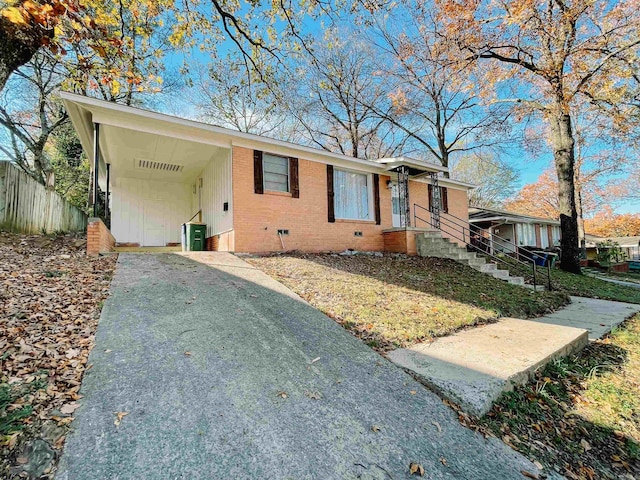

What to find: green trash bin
left=182, top=222, right=206, bottom=251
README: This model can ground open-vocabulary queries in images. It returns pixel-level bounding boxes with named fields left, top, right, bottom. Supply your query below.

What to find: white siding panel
left=111, top=178, right=191, bottom=245
left=197, top=152, right=233, bottom=237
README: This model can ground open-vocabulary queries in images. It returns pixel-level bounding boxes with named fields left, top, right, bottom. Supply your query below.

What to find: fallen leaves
left=59, top=403, right=80, bottom=415
left=276, top=391, right=288, bottom=399
left=409, top=462, right=424, bottom=476
left=0, top=232, right=116, bottom=475
left=114, top=411, right=128, bottom=427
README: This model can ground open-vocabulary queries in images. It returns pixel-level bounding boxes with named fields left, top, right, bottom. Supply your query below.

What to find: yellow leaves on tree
left=585, top=207, right=640, bottom=237
left=504, top=170, right=560, bottom=219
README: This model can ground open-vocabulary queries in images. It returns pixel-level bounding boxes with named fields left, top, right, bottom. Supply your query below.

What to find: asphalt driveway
left=57, top=252, right=547, bottom=479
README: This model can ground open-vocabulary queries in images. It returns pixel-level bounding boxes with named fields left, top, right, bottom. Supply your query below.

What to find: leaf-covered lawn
left=247, top=253, right=568, bottom=352
left=501, top=257, right=640, bottom=304
left=0, top=232, right=116, bottom=479
left=476, top=314, right=640, bottom=480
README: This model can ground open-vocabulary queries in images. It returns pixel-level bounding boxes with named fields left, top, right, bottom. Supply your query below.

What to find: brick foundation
left=382, top=229, right=423, bottom=255
left=87, top=218, right=115, bottom=256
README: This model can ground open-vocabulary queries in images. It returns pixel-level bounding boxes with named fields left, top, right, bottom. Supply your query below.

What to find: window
left=263, top=154, right=289, bottom=192
left=334, top=169, right=371, bottom=220
left=540, top=225, right=549, bottom=248
left=516, top=223, right=536, bottom=246
left=551, top=226, right=561, bottom=246
left=428, top=185, right=448, bottom=213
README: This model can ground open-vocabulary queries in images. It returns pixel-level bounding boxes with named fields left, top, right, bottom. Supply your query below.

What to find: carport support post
left=93, top=122, right=100, bottom=217
left=105, top=162, right=110, bottom=224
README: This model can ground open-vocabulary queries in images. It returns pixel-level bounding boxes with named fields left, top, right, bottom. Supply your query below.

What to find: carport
left=62, top=92, right=233, bottom=248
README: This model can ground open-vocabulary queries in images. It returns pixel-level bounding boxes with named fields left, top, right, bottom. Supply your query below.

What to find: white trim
left=60, top=92, right=479, bottom=191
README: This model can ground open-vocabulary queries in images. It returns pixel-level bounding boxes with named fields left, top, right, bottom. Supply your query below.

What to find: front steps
left=416, top=231, right=536, bottom=289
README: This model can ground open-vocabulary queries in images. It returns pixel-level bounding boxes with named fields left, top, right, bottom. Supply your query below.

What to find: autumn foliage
left=504, top=170, right=559, bottom=219
left=585, top=207, right=640, bottom=237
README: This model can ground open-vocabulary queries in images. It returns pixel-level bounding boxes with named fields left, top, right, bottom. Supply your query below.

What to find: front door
left=391, top=183, right=405, bottom=227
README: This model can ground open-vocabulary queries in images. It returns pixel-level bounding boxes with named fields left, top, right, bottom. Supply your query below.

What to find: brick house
left=61, top=93, right=473, bottom=255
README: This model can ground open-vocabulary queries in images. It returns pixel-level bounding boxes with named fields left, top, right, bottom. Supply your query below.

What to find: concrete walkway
left=584, top=272, right=640, bottom=289
left=57, top=253, right=545, bottom=480
left=388, top=296, right=640, bottom=417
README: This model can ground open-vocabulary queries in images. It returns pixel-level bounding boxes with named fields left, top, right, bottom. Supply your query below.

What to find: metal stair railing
left=413, top=204, right=553, bottom=291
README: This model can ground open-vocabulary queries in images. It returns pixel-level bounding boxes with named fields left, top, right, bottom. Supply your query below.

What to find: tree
left=0, top=0, right=111, bottom=92
left=435, top=0, right=640, bottom=272
left=284, top=34, right=408, bottom=159
left=366, top=12, right=512, bottom=173
left=450, top=154, right=519, bottom=208
left=504, top=170, right=561, bottom=219
left=0, top=52, right=67, bottom=184
left=194, top=58, right=301, bottom=141
left=49, top=121, right=90, bottom=210
left=585, top=207, right=640, bottom=237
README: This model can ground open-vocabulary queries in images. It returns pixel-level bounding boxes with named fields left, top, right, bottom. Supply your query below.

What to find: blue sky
left=156, top=12, right=640, bottom=216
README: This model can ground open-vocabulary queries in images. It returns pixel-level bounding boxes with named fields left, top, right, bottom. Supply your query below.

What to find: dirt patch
left=0, top=232, right=116, bottom=479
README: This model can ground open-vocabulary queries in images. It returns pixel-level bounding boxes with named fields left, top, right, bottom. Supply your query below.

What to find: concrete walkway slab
left=56, top=252, right=547, bottom=480
left=388, top=296, right=640, bottom=417
left=388, top=319, right=588, bottom=416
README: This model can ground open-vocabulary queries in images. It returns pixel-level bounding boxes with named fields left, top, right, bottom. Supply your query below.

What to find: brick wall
left=382, top=229, right=419, bottom=255
left=87, top=217, right=115, bottom=256
left=207, top=230, right=235, bottom=251
left=231, top=146, right=470, bottom=254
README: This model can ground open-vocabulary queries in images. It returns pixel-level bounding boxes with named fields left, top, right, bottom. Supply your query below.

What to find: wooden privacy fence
left=0, top=161, right=87, bottom=234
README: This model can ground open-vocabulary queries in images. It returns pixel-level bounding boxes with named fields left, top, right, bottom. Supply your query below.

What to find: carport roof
left=61, top=93, right=473, bottom=191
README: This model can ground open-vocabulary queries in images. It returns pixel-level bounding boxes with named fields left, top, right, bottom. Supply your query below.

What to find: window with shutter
left=263, top=153, right=289, bottom=192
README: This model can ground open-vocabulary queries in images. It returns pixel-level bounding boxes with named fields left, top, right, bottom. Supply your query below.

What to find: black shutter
left=428, top=184, right=433, bottom=210
left=289, top=157, right=299, bottom=198
left=373, top=173, right=381, bottom=225
left=254, top=150, right=264, bottom=194
left=442, top=187, right=449, bottom=213
left=327, top=165, right=335, bottom=223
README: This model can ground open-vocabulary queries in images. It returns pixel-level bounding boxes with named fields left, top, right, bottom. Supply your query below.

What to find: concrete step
left=421, top=231, right=444, bottom=239
left=523, top=284, right=546, bottom=291
left=508, top=276, right=525, bottom=286
left=420, top=236, right=451, bottom=244
left=477, top=263, right=497, bottom=273
left=492, top=269, right=510, bottom=280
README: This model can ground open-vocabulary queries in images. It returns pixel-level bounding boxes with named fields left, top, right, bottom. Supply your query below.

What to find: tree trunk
left=549, top=107, right=581, bottom=273
left=0, top=19, right=49, bottom=93
left=575, top=184, right=586, bottom=245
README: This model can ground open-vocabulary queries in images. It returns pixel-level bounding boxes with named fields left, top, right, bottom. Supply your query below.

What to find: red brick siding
left=231, top=146, right=469, bottom=253
left=87, top=218, right=115, bottom=255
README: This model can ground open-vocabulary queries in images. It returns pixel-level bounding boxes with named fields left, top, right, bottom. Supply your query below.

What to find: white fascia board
left=60, top=92, right=387, bottom=173
left=376, top=157, right=449, bottom=174
left=469, top=216, right=560, bottom=225
left=411, top=176, right=475, bottom=191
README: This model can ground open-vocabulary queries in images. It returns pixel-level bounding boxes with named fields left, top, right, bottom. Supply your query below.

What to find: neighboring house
left=585, top=234, right=640, bottom=261
left=61, top=93, right=473, bottom=255
left=468, top=207, right=561, bottom=254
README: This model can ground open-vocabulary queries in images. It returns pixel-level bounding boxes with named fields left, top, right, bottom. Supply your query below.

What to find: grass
left=476, top=314, right=640, bottom=479
left=551, top=268, right=640, bottom=303
left=247, top=253, right=568, bottom=351
left=606, top=271, right=640, bottom=285
left=0, top=384, right=33, bottom=437
left=497, top=256, right=640, bottom=304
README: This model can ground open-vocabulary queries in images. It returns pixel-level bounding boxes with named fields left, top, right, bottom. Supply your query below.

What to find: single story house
left=468, top=207, right=561, bottom=254
left=60, top=93, right=473, bottom=255
left=585, top=234, right=640, bottom=261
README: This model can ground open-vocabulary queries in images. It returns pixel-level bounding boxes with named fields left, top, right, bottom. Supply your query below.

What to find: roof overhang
left=61, top=92, right=475, bottom=191
left=375, top=157, right=449, bottom=176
